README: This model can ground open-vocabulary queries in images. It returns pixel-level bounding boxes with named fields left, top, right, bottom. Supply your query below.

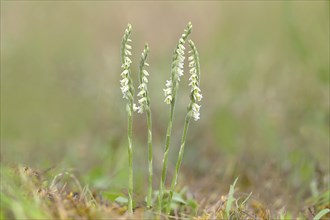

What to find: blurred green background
left=1, top=1, right=329, bottom=212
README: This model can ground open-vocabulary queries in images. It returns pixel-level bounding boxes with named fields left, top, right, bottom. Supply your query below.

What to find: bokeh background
left=1, top=1, right=329, bottom=214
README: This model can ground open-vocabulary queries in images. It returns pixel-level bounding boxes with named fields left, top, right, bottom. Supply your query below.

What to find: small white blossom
left=190, top=103, right=201, bottom=121
left=164, top=95, right=172, bottom=104
left=120, top=68, right=132, bottom=100
left=120, top=77, right=129, bottom=86
left=192, top=110, right=200, bottom=121
left=187, top=39, right=202, bottom=121
left=120, top=24, right=133, bottom=101
left=163, top=87, right=172, bottom=96
left=124, top=56, right=132, bottom=65
left=163, top=79, right=173, bottom=104
left=142, top=76, right=148, bottom=83
left=138, top=97, right=147, bottom=104
left=192, top=103, right=200, bottom=112
left=163, top=22, right=192, bottom=105
left=138, top=83, right=147, bottom=90
left=137, top=90, right=146, bottom=97
left=194, top=92, right=203, bottom=102
left=165, top=80, right=172, bottom=88
left=134, top=44, right=150, bottom=114
left=121, top=85, right=130, bottom=98
left=133, top=104, right=139, bottom=111
left=143, top=69, right=149, bottom=76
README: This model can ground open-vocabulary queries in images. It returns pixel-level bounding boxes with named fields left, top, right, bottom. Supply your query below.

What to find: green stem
left=166, top=112, right=191, bottom=214
left=157, top=22, right=192, bottom=213
left=158, top=99, right=175, bottom=212
left=146, top=109, right=153, bottom=208
left=127, top=104, right=133, bottom=213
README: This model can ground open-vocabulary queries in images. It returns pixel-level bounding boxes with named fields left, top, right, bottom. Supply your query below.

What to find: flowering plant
left=119, top=22, right=202, bottom=214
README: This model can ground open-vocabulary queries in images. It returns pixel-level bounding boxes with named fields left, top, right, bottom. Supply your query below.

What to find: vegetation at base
left=1, top=165, right=329, bottom=219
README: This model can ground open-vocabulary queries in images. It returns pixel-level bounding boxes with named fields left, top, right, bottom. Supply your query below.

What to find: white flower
left=137, top=89, right=146, bottom=97
left=193, top=92, right=203, bottom=102
left=164, top=23, right=192, bottom=105
left=134, top=44, right=150, bottom=114
left=191, top=103, right=201, bottom=121
left=124, top=56, right=132, bottom=65
left=177, top=68, right=184, bottom=79
left=121, top=85, right=130, bottom=98
left=142, top=76, right=148, bottom=83
left=136, top=79, right=149, bottom=113
left=120, top=24, right=133, bottom=101
left=165, top=80, right=172, bottom=87
left=120, top=77, right=129, bottom=86
left=138, top=97, right=147, bottom=104
left=164, top=95, right=172, bottom=104
left=143, top=69, right=149, bottom=76
left=133, top=104, right=139, bottom=111
left=192, top=103, right=200, bottom=112
left=121, top=69, right=129, bottom=77
left=189, top=67, right=196, bottom=74
left=163, top=80, right=173, bottom=104
left=120, top=63, right=132, bottom=99
left=192, top=111, right=200, bottom=121
left=137, top=107, right=143, bottom=114
left=120, top=24, right=133, bottom=99
left=125, top=49, right=132, bottom=56
left=163, top=87, right=172, bottom=96
left=187, top=39, right=202, bottom=121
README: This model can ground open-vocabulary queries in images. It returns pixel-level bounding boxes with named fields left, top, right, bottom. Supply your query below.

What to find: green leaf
left=187, top=199, right=198, bottom=211
left=172, top=192, right=187, bottom=205
left=102, top=192, right=123, bottom=202
left=226, top=177, right=239, bottom=217
left=313, top=209, right=330, bottom=220
left=241, top=192, right=252, bottom=206
left=115, top=196, right=128, bottom=204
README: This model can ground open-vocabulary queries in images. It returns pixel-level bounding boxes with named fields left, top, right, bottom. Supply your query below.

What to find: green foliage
left=0, top=167, right=50, bottom=219
left=226, top=177, right=238, bottom=218
left=153, top=188, right=198, bottom=216
left=313, top=209, right=330, bottom=220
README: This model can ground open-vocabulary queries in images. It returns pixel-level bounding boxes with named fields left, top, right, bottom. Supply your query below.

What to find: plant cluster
left=119, top=22, right=202, bottom=215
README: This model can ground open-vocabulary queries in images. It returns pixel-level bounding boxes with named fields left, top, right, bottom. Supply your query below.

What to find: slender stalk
left=158, top=22, right=192, bottom=213
left=120, top=24, right=134, bottom=214
left=158, top=101, right=175, bottom=212
left=166, top=113, right=191, bottom=214
left=135, top=44, right=153, bottom=208
left=166, top=39, right=202, bottom=214
left=127, top=104, right=133, bottom=213
left=146, top=109, right=153, bottom=208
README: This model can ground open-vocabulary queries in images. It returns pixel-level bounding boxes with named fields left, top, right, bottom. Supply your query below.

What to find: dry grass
left=1, top=165, right=329, bottom=219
